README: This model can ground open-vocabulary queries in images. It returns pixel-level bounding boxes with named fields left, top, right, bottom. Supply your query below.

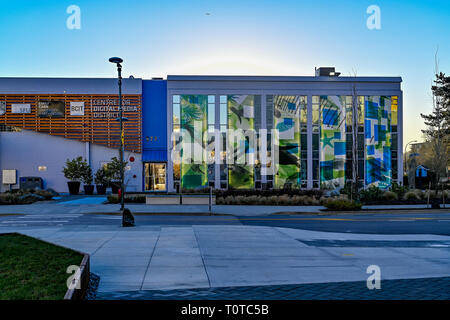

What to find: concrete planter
left=145, top=194, right=216, bottom=205
left=146, top=195, right=180, bottom=205
left=182, top=195, right=216, bottom=205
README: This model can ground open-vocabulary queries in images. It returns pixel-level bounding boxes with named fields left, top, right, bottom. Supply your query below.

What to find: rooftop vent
left=315, top=67, right=341, bottom=77
left=152, top=77, right=163, bottom=80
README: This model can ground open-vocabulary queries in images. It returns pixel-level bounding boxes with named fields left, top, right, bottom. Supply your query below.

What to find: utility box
left=19, top=177, right=43, bottom=190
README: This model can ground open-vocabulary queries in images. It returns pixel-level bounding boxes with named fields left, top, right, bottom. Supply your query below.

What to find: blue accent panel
left=365, top=101, right=379, bottom=119
left=334, top=132, right=341, bottom=139
left=367, top=145, right=375, bottom=155
left=365, top=120, right=371, bottom=139
left=323, top=108, right=338, bottom=126
left=287, top=102, right=296, bottom=111
left=142, top=80, right=167, bottom=161
left=334, top=142, right=345, bottom=156
left=142, top=150, right=167, bottom=162
left=284, top=118, right=293, bottom=125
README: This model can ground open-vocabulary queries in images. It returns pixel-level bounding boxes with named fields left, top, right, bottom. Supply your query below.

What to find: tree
left=420, top=63, right=450, bottom=188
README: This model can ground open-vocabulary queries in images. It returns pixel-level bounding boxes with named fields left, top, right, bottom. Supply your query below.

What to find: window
left=208, top=95, right=215, bottom=133
left=312, top=96, right=320, bottom=187
left=172, top=95, right=181, bottom=183
left=391, top=96, right=399, bottom=181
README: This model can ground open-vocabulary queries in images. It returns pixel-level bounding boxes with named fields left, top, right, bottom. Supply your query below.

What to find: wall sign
left=70, top=101, right=85, bottom=116
left=0, top=101, right=5, bottom=116
left=91, top=98, right=137, bottom=119
left=2, top=169, right=17, bottom=185
left=38, top=100, right=65, bottom=117
left=11, top=104, right=31, bottom=114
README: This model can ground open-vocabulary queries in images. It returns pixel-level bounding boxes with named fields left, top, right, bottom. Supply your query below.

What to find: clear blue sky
left=1, top=0, right=449, bottom=147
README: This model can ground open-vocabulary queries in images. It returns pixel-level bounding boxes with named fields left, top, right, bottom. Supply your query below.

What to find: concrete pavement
left=1, top=224, right=449, bottom=293
left=0, top=200, right=444, bottom=216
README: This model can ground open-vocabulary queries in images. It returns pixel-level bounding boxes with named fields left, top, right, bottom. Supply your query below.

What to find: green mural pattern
left=227, top=95, right=255, bottom=189
left=320, top=96, right=346, bottom=189
left=180, top=95, right=208, bottom=189
left=273, top=96, right=302, bottom=188
left=365, top=96, right=392, bottom=189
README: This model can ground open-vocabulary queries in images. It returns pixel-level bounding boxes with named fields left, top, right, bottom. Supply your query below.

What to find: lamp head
left=109, top=57, right=123, bottom=64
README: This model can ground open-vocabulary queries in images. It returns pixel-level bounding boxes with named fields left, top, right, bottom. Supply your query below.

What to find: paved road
left=236, top=213, right=450, bottom=236
left=1, top=209, right=450, bottom=235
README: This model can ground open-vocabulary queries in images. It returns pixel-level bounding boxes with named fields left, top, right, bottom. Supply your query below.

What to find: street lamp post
left=404, top=139, right=418, bottom=180
left=109, top=57, right=125, bottom=213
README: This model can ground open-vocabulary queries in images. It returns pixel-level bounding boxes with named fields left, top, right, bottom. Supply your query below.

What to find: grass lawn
left=0, top=233, right=84, bottom=300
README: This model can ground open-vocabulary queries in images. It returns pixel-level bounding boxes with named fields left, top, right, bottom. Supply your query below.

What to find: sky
left=1, top=0, right=449, bottom=148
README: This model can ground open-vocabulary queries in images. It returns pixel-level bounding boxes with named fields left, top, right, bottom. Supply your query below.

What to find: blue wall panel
left=142, top=80, right=167, bottom=161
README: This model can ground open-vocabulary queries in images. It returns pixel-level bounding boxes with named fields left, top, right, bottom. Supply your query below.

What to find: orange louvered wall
left=0, top=94, right=142, bottom=153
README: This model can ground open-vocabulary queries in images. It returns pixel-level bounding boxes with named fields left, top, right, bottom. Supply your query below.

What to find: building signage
left=0, top=101, right=5, bottom=116
left=38, top=100, right=65, bottom=117
left=11, top=104, right=31, bottom=114
left=70, top=101, right=85, bottom=116
left=91, top=98, right=138, bottom=119
left=2, top=169, right=17, bottom=185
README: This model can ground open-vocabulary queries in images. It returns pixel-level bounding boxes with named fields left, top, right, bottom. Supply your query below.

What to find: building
left=0, top=68, right=403, bottom=193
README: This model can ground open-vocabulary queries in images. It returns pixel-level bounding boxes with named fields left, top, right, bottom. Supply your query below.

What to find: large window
left=172, top=95, right=181, bottom=187
left=312, top=96, right=320, bottom=188
left=267, top=95, right=306, bottom=189
left=145, top=163, right=166, bottom=191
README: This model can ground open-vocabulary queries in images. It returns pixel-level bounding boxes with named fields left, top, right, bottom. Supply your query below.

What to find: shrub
left=107, top=194, right=145, bottom=203
left=278, top=195, right=291, bottom=205
left=107, top=195, right=119, bottom=203
left=324, top=199, right=362, bottom=211
left=359, top=185, right=384, bottom=202
left=0, top=191, right=52, bottom=205
left=403, top=191, right=420, bottom=200
left=383, top=191, right=398, bottom=201
left=34, top=190, right=53, bottom=200
left=390, top=182, right=409, bottom=199
left=62, top=157, right=88, bottom=182
left=106, top=157, right=128, bottom=181
left=82, top=166, right=93, bottom=185
left=94, top=167, right=109, bottom=185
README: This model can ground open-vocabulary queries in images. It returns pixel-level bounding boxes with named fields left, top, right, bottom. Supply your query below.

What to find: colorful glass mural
left=180, top=95, right=208, bottom=189
left=273, top=96, right=303, bottom=188
left=227, top=95, right=255, bottom=189
left=320, top=96, right=346, bottom=189
left=365, top=96, right=392, bottom=189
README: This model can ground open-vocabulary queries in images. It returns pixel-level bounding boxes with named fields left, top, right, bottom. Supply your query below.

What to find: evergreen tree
left=420, top=72, right=450, bottom=187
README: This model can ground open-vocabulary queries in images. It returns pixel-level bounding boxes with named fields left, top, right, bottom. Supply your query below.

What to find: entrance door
left=144, top=163, right=166, bottom=191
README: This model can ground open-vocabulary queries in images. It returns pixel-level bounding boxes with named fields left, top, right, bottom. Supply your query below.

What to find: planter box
left=146, top=195, right=180, bottom=205
left=182, top=195, right=216, bottom=205
left=145, top=194, right=216, bottom=205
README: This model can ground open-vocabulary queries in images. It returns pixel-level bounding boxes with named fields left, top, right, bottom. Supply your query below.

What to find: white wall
left=0, top=130, right=142, bottom=193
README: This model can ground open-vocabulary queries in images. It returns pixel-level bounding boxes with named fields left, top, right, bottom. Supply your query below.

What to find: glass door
left=144, top=163, right=166, bottom=191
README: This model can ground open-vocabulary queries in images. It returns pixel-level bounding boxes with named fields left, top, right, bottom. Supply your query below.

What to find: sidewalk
left=4, top=224, right=449, bottom=293
left=0, top=200, right=446, bottom=216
